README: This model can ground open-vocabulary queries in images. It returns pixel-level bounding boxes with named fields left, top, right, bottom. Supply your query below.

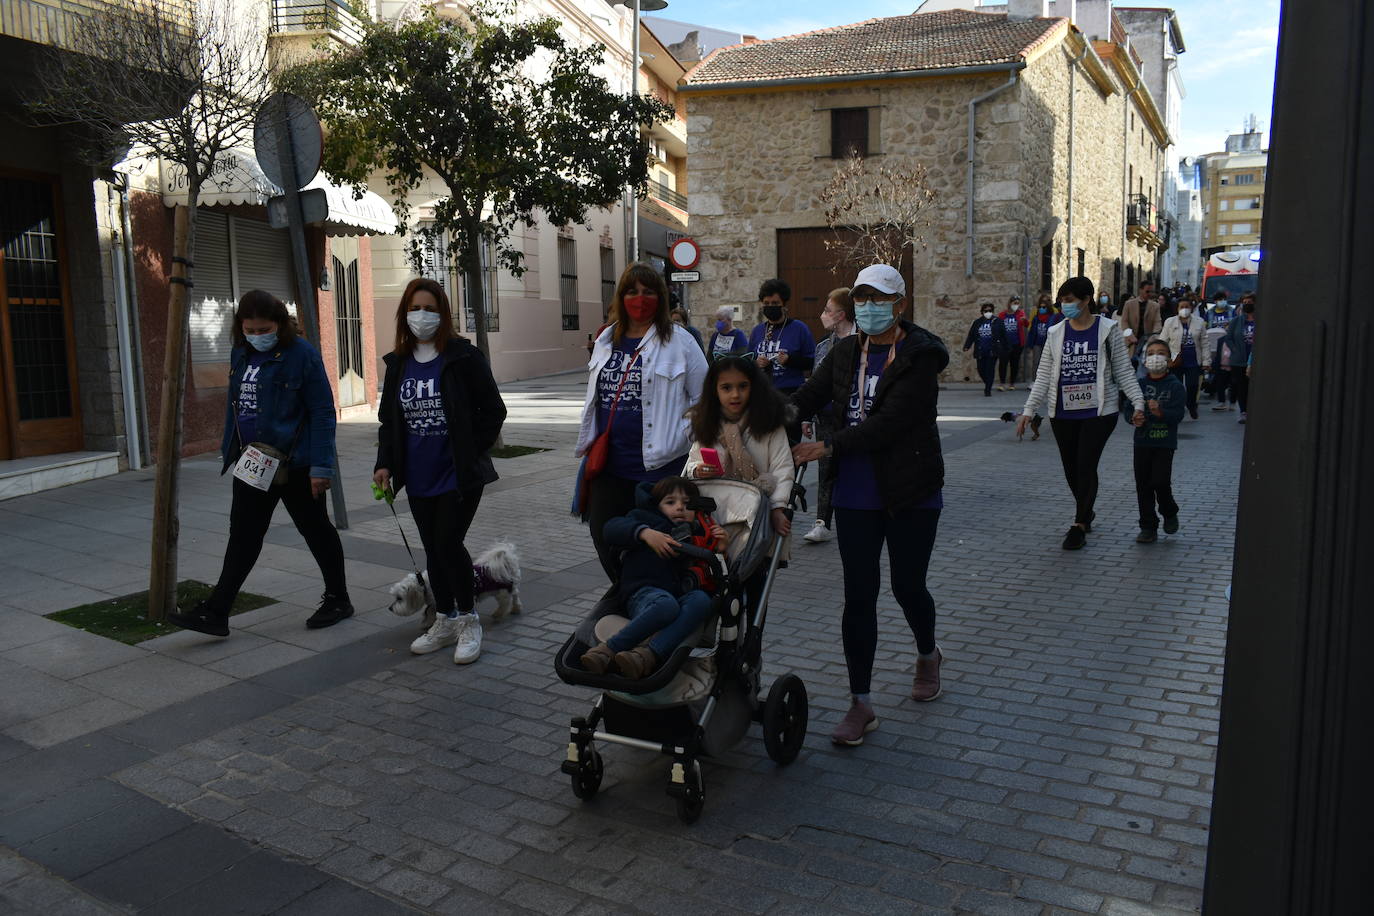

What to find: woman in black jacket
left=790, top=265, right=947, bottom=748
left=374, top=278, right=506, bottom=664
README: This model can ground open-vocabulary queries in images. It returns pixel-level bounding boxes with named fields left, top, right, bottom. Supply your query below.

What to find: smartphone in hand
left=700, top=447, right=723, bottom=475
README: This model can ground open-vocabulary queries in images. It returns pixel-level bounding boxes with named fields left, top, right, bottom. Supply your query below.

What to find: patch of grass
left=46, top=580, right=275, bottom=645
left=489, top=444, right=550, bottom=459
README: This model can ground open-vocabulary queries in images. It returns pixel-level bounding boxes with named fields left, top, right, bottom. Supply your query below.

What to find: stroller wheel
left=673, top=761, right=704, bottom=825
left=570, top=747, right=604, bottom=800
left=762, top=674, right=809, bottom=766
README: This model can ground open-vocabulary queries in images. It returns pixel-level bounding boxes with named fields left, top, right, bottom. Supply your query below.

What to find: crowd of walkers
left=169, top=261, right=1253, bottom=752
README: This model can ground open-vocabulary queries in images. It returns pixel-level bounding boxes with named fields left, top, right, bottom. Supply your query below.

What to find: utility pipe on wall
left=965, top=65, right=1023, bottom=278
left=1066, top=45, right=1089, bottom=273
left=108, top=176, right=147, bottom=470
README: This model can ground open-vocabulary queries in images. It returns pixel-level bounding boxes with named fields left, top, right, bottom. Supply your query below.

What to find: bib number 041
left=232, top=445, right=281, bottom=492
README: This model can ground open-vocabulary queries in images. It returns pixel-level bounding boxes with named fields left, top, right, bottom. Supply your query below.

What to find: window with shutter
left=188, top=211, right=237, bottom=373
left=830, top=108, right=868, bottom=159
left=233, top=217, right=296, bottom=316
left=559, top=236, right=578, bottom=330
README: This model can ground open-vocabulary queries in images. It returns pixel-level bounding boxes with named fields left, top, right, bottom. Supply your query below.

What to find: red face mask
left=623, top=293, right=658, bottom=322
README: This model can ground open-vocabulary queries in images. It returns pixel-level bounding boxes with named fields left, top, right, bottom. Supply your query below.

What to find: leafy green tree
left=280, top=4, right=672, bottom=357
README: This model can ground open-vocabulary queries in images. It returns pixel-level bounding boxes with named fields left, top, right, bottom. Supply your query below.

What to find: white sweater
left=684, top=425, right=795, bottom=508
left=1022, top=316, right=1145, bottom=419
left=576, top=323, right=709, bottom=470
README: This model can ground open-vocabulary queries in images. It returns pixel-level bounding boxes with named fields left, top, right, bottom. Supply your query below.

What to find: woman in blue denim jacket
left=169, top=290, right=350, bottom=637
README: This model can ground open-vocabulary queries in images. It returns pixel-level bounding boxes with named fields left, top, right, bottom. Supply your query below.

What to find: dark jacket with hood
left=603, top=481, right=707, bottom=599
left=791, top=318, right=948, bottom=513
left=376, top=338, right=507, bottom=495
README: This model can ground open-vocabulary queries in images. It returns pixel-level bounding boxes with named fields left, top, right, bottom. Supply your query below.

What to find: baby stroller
left=553, top=473, right=810, bottom=823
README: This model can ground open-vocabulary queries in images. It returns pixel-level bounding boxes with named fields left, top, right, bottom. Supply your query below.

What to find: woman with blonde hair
left=575, top=263, right=709, bottom=578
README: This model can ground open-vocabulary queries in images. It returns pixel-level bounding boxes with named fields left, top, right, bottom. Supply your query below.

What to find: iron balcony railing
left=1127, top=194, right=1159, bottom=234
left=647, top=178, right=687, bottom=210
left=269, top=0, right=364, bottom=45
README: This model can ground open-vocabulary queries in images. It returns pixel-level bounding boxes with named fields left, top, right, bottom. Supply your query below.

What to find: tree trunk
left=463, top=213, right=489, bottom=361
left=148, top=202, right=195, bottom=620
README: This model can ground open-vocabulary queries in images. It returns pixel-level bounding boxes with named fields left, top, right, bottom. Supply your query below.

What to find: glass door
left=0, top=174, right=82, bottom=459
left=332, top=237, right=365, bottom=407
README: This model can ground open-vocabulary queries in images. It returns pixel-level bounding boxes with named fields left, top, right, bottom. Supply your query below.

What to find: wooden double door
left=0, top=172, right=82, bottom=460
left=776, top=228, right=916, bottom=342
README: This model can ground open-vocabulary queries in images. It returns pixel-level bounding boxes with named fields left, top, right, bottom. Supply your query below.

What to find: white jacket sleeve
left=1022, top=328, right=1056, bottom=417
left=683, top=439, right=706, bottom=479
left=759, top=427, right=795, bottom=508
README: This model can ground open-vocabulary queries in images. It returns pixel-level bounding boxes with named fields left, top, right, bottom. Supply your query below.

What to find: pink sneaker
left=830, top=701, right=877, bottom=746
left=912, top=648, right=943, bottom=702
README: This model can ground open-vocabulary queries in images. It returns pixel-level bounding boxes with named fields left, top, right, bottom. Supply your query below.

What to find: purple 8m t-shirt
left=401, top=356, right=457, bottom=497
left=1056, top=318, right=1101, bottom=419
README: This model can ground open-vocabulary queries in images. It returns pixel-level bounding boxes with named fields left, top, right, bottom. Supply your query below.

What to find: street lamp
left=612, top=0, right=668, bottom=263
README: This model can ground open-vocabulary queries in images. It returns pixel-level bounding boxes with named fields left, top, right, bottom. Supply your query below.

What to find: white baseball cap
left=852, top=264, right=905, bottom=297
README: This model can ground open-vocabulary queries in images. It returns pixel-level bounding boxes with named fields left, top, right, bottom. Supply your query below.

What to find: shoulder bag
left=577, top=346, right=641, bottom=513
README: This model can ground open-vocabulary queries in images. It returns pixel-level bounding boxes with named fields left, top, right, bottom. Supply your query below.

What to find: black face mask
left=1243, top=304, right=1255, bottom=314
left=762, top=306, right=784, bottom=322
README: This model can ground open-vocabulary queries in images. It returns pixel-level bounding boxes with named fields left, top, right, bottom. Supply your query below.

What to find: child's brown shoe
left=580, top=642, right=615, bottom=675
left=613, top=646, right=658, bottom=680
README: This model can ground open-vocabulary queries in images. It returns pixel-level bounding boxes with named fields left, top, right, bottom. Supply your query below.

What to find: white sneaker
left=453, top=613, right=482, bottom=664
left=803, top=520, right=834, bottom=543
left=411, top=614, right=459, bottom=655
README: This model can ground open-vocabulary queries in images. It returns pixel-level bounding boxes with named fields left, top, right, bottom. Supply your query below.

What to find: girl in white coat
left=577, top=263, right=708, bottom=578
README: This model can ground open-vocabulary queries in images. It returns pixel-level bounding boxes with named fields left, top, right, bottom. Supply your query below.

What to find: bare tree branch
left=819, top=152, right=938, bottom=271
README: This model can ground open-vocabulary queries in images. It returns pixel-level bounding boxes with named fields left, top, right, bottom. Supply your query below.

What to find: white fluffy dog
left=388, top=542, right=523, bottom=627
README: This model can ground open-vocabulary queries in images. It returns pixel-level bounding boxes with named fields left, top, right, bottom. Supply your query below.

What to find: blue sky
left=655, top=0, right=1280, bottom=159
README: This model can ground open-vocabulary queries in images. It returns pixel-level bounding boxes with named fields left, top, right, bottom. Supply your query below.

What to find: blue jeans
left=610, top=587, right=714, bottom=658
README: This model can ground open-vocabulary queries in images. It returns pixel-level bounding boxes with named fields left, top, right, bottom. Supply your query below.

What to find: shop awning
left=158, top=148, right=398, bottom=237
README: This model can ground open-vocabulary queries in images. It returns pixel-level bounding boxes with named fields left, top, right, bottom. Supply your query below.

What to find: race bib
left=232, top=445, right=281, bottom=491
left=1061, top=382, right=1097, bottom=411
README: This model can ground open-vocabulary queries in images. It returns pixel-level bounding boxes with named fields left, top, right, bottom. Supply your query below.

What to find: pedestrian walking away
left=1161, top=300, right=1206, bottom=419
left=963, top=302, right=1005, bottom=396
left=375, top=278, right=507, bottom=663
left=169, top=290, right=351, bottom=638
left=576, top=263, right=709, bottom=579
left=707, top=305, right=749, bottom=358
left=1024, top=294, right=1061, bottom=383
left=803, top=287, right=856, bottom=544
left=996, top=295, right=1028, bottom=390
left=748, top=278, right=816, bottom=442
left=791, top=264, right=947, bottom=747
left=1017, top=276, right=1145, bottom=550
left=1225, top=293, right=1257, bottom=424
left=1134, top=339, right=1187, bottom=543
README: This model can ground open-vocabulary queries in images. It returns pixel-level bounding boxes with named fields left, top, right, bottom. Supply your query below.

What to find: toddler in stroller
left=554, top=470, right=810, bottom=823
left=579, top=477, right=727, bottom=679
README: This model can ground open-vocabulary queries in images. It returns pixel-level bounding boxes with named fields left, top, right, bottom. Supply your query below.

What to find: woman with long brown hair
left=575, top=262, right=709, bottom=578
left=374, top=278, right=506, bottom=663
left=169, top=290, right=350, bottom=637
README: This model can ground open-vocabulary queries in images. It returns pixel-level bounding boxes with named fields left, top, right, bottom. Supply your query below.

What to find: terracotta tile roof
left=682, top=9, right=1066, bottom=87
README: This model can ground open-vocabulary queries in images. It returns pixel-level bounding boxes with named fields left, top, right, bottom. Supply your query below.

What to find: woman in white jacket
left=1160, top=302, right=1207, bottom=419
left=577, top=263, right=709, bottom=577
left=1017, top=277, right=1146, bottom=550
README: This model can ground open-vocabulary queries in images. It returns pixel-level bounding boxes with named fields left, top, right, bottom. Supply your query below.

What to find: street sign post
left=669, top=270, right=700, bottom=282
left=255, top=92, right=348, bottom=529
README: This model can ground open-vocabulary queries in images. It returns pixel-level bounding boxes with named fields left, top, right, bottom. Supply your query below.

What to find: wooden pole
left=147, top=202, right=193, bottom=620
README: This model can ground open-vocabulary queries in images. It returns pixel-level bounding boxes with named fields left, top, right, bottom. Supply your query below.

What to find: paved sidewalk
left=0, top=374, right=1242, bottom=914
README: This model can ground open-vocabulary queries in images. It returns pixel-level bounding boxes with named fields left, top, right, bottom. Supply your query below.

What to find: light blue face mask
left=854, top=300, right=899, bottom=336
left=1060, top=302, right=1081, bottom=320
left=246, top=332, right=278, bottom=352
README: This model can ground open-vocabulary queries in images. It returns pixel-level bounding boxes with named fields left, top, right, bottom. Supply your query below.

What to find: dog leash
left=371, top=482, right=426, bottom=581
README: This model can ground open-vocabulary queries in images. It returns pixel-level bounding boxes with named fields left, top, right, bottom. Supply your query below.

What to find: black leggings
left=1049, top=414, right=1119, bottom=526
left=1232, top=370, right=1250, bottom=412
left=999, top=347, right=1023, bottom=385
left=976, top=354, right=997, bottom=394
left=409, top=487, right=483, bottom=614
left=1172, top=366, right=1200, bottom=417
left=1133, top=447, right=1178, bottom=530
left=587, top=473, right=641, bottom=580
left=834, top=506, right=940, bottom=696
left=211, top=473, right=347, bottom=614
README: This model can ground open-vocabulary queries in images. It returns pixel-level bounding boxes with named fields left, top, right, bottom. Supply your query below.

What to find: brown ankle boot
left=613, top=645, right=658, bottom=680
left=580, top=642, right=614, bottom=675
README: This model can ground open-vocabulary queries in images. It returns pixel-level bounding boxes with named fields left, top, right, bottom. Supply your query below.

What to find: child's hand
left=1132, top=410, right=1146, bottom=427
left=693, top=463, right=722, bottom=479
left=709, top=523, right=727, bottom=546
left=1148, top=399, right=1163, bottom=418
left=639, top=528, right=681, bottom=558
left=771, top=507, right=791, bottom=537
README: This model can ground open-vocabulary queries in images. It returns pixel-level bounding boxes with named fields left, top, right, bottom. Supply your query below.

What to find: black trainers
left=168, top=600, right=229, bottom=637
left=1163, top=515, right=1179, bottom=534
left=1062, top=526, right=1086, bottom=550
left=306, top=593, right=354, bottom=629
left=1136, top=528, right=1158, bottom=544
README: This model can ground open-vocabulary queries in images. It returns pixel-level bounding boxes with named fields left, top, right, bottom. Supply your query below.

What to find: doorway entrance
left=332, top=237, right=366, bottom=408
left=0, top=173, right=82, bottom=460
left=776, top=228, right=916, bottom=340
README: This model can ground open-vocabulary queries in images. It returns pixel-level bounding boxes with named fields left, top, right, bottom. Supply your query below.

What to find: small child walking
left=683, top=355, right=795, bottom=537
left=580, top=477, right=726, bottom=679
left=1135, top=338, right=1187, bottom=544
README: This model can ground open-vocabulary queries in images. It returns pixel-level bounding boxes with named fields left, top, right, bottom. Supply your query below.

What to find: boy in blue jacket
left=1134, top=339, right=1187, bottom=544
left=580, top=477, right=726, bottom=679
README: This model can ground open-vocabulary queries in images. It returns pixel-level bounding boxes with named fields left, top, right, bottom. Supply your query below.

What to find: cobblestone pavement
left=0, top=375, right=1242, bottom=914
